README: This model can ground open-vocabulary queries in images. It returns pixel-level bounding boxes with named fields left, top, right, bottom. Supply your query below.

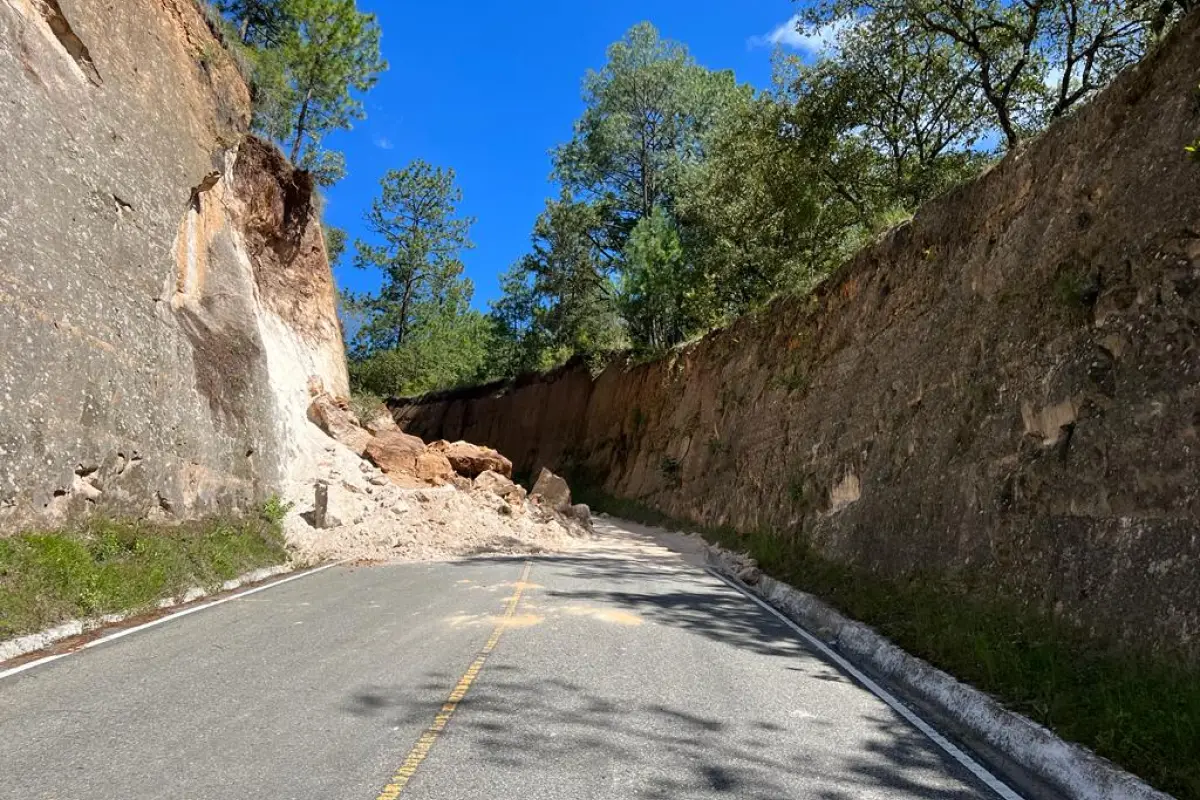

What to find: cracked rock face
left=0, top=2, right=345, bottom=529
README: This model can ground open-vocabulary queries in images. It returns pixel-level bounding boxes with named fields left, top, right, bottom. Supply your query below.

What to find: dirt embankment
left=394, top=13, right=1200, bottom=662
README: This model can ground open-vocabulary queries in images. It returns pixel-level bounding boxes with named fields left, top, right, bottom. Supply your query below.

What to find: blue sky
left=322, top=2, right=822, bottom=311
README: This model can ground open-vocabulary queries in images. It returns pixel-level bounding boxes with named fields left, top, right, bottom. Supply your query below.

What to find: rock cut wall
left=0, top=0, right=348, bottom=528
left=395, top=14, right=1200, bottom=661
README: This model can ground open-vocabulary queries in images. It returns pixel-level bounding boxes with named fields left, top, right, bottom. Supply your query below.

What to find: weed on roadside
left=0, top=504, right=289, bottom=641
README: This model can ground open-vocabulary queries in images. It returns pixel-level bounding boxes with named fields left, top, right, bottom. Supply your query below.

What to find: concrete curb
left=704, top=547, right=1174, bottom=800
left=0, top=563, right=294, bottom=664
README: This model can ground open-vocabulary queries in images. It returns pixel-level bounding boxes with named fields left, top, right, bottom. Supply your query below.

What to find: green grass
left=0, top=504, right=290, bottom=641
left=576, top=487, right=1200, bottom=800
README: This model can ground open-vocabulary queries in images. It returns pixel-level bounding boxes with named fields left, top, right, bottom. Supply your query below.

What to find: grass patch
left=0, top=504, right=290, bottom=641
left=577, top=487, right=1200, bottom=800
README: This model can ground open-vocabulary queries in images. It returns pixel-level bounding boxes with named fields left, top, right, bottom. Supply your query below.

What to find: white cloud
left=373, top=136, right=394, bottom=150
left=749, top=14, right=853, bottom=56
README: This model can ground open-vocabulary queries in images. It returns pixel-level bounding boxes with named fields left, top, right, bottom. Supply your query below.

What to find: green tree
left=668, top=19, right=988, bottom=325
left=346, top=162, right=494, bottom=396
left=618, top=206, right=708, bottom=350
left=675, top=93, right=833, bottom=307
left=216, top=0, right=293, bottom=47
left=252, top=0, right=385, bottom=185
left=490, top=194, right=626, bottom=371
left=349, top=293, right=493, bottom=397
left=553, top=22, right=750, bottom=255
left=800, top=0, right=1154, bottom=147
left=801, top=16, right=992, bottom=207
left=350, top=161, right=475, bottom=354
left=322, top=224, right=347, bottom=268
left=486, top=264, right=548, bottom=377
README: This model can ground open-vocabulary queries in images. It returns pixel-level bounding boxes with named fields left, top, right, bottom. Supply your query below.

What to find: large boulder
left=474, top=469, right=527, bottom=507
left=530, top=467, right=571, bottom=510
left=362, top=406, right=400, bottom=435
left=429, top=440, right=513, bottom=479
left=307, top=393, right=371, bottom=455
left=364, top=431, right=454, bottom=487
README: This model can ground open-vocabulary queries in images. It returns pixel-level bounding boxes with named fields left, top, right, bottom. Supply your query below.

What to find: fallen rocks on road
left=474, top=469, right=527, bottom=508
left=531, top=467, right=572, bottom=510
left=364, top=431, right=455, bottom=488
left=286, top=384, right=591, bottom=564
left=430, top=440, right=513, bottom=479
left=563, top=502, right=593, bottom=531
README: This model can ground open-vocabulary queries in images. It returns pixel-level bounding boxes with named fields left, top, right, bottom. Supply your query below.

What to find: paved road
left=0, top=521, right=1001, bottom=800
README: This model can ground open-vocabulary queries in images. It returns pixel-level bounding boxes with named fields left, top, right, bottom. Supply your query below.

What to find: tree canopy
left=481, top=5, right=1175, bottom=375
left=345, top=163, right=493, bottom=397
left=216, top=0, right=386, bottom=188
left=799, top=0, right=1157, bottom=146
left=219, top=3, right=1179, bottom=397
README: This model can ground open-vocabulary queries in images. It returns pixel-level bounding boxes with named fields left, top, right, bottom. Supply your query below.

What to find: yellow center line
left=374, top=560, right=535, bottom=800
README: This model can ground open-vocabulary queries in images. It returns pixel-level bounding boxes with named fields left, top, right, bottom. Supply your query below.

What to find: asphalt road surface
left=0, top=520, right=1004, bottom=800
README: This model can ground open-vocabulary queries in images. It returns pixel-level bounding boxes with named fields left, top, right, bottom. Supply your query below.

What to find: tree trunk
left=397, top=280, right=414, bottom=346
left=290, top=91, right=312, bottom=164
left=979, top=64, right=1021, bottom=148
left=239, top=16, right=250, bottom=44
left=993, top=97, right=1021, bottom=148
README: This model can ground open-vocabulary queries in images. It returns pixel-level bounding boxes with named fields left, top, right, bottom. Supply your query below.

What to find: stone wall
left=395, top=14, right=1200, bottom=661
left=0, top=0, right=348, bottom=528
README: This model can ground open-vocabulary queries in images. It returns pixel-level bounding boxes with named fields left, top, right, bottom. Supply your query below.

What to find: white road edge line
left=0, top=560, right=348, bottom=682
left=707, top=568, right=1024, bottom=800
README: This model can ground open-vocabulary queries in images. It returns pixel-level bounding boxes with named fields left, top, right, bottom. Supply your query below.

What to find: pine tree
left=346, top=162, right=493, bottom=396
left=350, top=162, right=475, bottom=353
left=252, top=0, right=386, bottom=185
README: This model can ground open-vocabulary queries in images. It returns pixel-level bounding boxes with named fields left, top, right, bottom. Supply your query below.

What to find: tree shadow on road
left=344, top=539, right=991, bottom=799
left=343, top=668, right=987, bottom=799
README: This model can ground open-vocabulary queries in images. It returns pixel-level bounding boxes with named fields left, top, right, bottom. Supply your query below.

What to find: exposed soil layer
left=394, top=13, right=1200, bottom=663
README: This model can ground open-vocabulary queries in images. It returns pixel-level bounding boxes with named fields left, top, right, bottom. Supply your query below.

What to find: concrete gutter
left=0, top=563, right=294, bottom=664
left=704, top=547, right=1174, bottom=800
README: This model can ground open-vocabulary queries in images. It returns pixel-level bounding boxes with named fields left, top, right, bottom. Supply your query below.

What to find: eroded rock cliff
left=0, top=0, right=347, bottom=527
left=395, top=13, right=1200, bottom=661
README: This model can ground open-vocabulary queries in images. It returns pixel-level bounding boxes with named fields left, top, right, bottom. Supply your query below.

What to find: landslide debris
left=530, top=466, right=593, bottom=531
left=281, top=389, right=589, bottom=563
left=429, top=440, right=513, bottom=479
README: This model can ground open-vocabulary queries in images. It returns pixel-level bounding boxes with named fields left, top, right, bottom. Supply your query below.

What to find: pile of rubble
left=281, top=387, right=592, bottom=564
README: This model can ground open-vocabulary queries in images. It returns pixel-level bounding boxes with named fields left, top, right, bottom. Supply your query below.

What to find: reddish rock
left=362, top=406, right=400, bottom=435
left=364, top=431, right=454, bottom=486
left=307, top=393, right=371, bottom=455
left=474, top=470, right=527, bottom=507
left=429, top=440, right=513, bottom=479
